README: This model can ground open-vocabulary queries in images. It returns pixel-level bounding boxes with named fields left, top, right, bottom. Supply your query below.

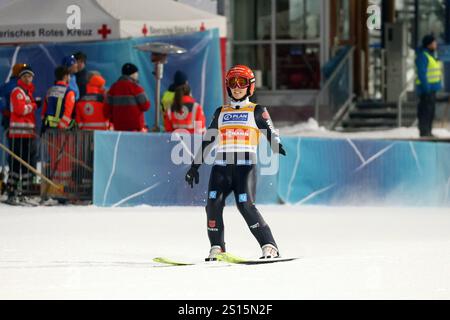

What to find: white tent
left=0, top=0, right=227, bottom=44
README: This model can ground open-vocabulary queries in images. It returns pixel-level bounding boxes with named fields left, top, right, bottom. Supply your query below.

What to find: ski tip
left=153, top=257, right=194, bottom=266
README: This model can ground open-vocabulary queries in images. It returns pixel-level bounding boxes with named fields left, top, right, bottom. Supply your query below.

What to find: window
left=232, top=0, right=271, bottom=41
left=231, top=0, right=322, bottom=91
left=276, top=0, right=321, bottom=40
left=233, top=45, right=272, bottom=89
left=337, top=0, right=350, bottom=41
left=276, top=44, right=320, bottom=89
left=418, top=0, right=445, bottom=43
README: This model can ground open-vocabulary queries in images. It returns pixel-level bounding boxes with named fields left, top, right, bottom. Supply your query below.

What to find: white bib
left=216, top=102, right=260, bottom=154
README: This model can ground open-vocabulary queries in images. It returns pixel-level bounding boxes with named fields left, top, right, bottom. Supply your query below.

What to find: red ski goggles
left=227, top=76, right=251, bottom=89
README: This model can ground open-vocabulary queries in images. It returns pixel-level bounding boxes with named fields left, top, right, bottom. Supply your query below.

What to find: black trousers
left=417, top=92, right=436, bottom=137
left=7, top=138, right=37, bottom=193
left=206, top=164, right=277, bottom=252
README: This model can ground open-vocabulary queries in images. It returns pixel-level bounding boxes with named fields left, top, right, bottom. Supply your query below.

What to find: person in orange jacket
left=1, top=63, right=28, bottom=132
left=75, top=71, right=111, bottom=131
left=164, top=84, right=206, bottom=134
left=41, top=66, right=77, bottom=188
left=42, top=66, right=76, bottom=130
left=7, top=66, right=38, bottom=203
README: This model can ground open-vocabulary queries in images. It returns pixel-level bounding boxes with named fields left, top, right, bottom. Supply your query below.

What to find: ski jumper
left=193, top=98, right=283, bottom=251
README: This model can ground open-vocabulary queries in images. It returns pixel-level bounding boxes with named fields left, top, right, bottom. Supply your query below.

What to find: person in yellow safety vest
left=415, top=34, right=442, bottom=137
left=42, top=66, right=76, bottom=130
left=161, top=70, right=188, bottom=130
left=41, top=66, right=77, bottom=188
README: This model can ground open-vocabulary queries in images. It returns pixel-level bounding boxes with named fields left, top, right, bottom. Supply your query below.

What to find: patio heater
left=134, top=42, right=187, bottom=132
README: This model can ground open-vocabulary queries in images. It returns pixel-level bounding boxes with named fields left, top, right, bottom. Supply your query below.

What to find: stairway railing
left=314, top=46, right=355, bottom=126
left=328, top=94, right=356, bottom=130
left=397, top=75, right=416, bottom=127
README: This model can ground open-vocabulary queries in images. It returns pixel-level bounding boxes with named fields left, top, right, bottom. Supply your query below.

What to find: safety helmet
left=225, top=65, right=256, bottom=100
left=12, top=63, right=27, bottom=78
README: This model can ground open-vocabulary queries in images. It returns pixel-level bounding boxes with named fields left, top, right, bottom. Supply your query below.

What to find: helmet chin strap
left=227, top=87, right=252, bottom=102
left=231, top=96, right=248, bottom=102
left=230, top=96, right=249, bottom=106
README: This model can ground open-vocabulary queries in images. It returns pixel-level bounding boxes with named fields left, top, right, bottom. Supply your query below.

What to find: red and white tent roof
left=0, top=0, right=226, bottom=44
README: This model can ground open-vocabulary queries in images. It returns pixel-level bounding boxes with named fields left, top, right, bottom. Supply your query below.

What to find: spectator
left=164, top=83, right=206, bottom=134
left=161, top=70, right=188, bottom=121
left=105, top=63, right=150, bottom=132
left=74, top=51, right=88, bottom=98
left=1, top=63, right=27, bottom=189
left=41, top=66, right=77, bottom=189
left=415, top=34, right=442, bottom=137
left=62, top=55, right=80, bottom=101
left=76, top=71, right=110, bottom=130
left=6, top=66, right=38, bottom=204
left=42, top=66, right=76, bottom=130
left=0, top=63, right=27, bottom=132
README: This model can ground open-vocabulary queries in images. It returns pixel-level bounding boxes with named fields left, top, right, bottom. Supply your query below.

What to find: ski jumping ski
left=152, top=253, right=297, bottom=266
left=216, top=252, right=298, bottom=265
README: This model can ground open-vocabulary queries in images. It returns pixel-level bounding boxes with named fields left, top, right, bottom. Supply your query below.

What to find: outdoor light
left=134, top=42, right=187, bottom=132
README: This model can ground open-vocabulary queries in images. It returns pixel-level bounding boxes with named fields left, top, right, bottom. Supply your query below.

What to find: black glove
left=185, top=166, right=199, bottom=188
left=35, top=97, right=42, bottom=109
left=279, top=144, right=286, bottom=156
left=273, top=144, right=286, bottom=156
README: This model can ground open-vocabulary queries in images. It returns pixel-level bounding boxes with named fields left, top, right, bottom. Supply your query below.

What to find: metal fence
left=40, top=129, right=93, bottom=201
left=1, top=129, right=93, bottom=202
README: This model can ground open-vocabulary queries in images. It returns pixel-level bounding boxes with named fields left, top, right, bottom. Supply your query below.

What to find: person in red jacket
left=7, top=66, right=38, bottom=203
left=105, top=63, right=150, bottom=132
left=75, top=71, right=110, bottom=131
left=164, top=83, right=206, bottom=134
left=1, top=63, right=28, bottom=131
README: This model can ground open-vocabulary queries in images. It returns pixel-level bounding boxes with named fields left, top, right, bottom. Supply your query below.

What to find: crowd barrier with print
left=93, top=131, right=450, bottom=207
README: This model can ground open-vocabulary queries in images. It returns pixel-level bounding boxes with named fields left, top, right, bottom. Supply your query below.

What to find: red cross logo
left=98, top=24, right=111, bottom=39
left=142, top=24, right=148, bottom=36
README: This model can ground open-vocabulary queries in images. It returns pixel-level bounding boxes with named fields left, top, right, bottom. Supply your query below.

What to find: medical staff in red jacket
left=7, top=66, right=38, bottom=202
left=105, top=63, right=150, bottom=132
left=75, top=71, right=110, bottom=131
left=164, top=83, right=206, bottom=134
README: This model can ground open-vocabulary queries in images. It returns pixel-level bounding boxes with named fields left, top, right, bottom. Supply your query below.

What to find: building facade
left=225, top=0, right=329, bottom=109
left=180, top=0, right=450, bottom=119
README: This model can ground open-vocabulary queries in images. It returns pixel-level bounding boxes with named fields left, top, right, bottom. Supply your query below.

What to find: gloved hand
left=273, top=144, right=286, bottom=156
left=185, top=166, right=199, bottom=188
left=279, top=144, right=286, bottom=156
left=35, top=97, right=42, bottom=109
left=67, top=119, right=78, bottom=130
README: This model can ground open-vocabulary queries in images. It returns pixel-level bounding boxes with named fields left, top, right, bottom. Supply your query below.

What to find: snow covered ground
left=278, top=118, right=450, bottom=139
left=1, top=204, right=450, bottom=300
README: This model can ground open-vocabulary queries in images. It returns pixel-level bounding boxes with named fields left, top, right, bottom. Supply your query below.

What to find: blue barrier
left=279, top=137, right=450, bottom=207
left=94, top=131, right=279, bottom=207
left=94, top=132, right=450, bottom=207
